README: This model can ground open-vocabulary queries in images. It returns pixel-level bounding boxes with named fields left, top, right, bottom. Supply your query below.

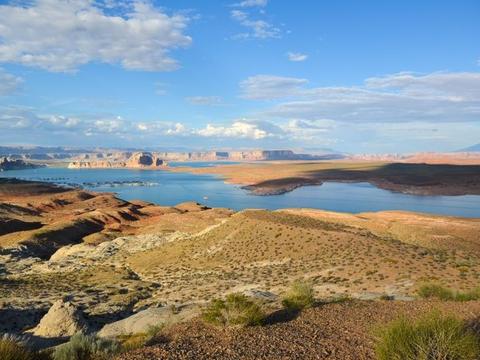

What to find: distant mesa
left=68, top=152, right=169, bottom=169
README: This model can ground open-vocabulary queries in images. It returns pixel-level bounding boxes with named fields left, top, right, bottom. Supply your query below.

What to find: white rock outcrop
left=32, top=298, right=87, bottom=338
left=97, top=304, right=198, bottom=338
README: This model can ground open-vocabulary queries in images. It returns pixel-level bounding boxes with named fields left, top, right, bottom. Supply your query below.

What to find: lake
left=2, top=165, right=480, bottom=218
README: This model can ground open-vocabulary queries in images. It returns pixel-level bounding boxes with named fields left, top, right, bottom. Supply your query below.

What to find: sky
left=0, top=0, right=479, bottom=153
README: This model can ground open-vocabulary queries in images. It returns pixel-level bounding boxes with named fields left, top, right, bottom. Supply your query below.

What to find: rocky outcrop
left=125, top=152, right=167, bottom=168
left=31, top=298, right=87, bottom=338
left=97, top=304, right=199, bottom=338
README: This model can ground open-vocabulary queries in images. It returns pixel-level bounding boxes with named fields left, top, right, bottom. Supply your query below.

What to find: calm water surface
left=2, top=165, right=480, bottom=218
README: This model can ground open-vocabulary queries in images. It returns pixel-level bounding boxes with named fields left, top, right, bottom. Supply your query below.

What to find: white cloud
left=240, top=75, right=308, bottom=99
left=230, top=10, right=280, bottom=39
left=197, top=120, right=270, bottom=139
left=45, top=115, right=80, bottom=128
left=287, top=52, right=308, bottom=62
left=0, top=0, right=192, bottom=72
left=0, top=68, right=22, bottom=95
left=165, top=122, right=186, bottom=135
left=185, top=96, right=223, bottom=105
left=234, top=0, right=268, bottom=7
left=93, top=117, right=124, bottom=133
left=241, top=71, right=480, bottom=123
left=125, top=120, right=188, bottom=136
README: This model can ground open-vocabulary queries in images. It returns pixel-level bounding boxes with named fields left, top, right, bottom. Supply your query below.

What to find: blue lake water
left=2, top=166, right=480, bottom=218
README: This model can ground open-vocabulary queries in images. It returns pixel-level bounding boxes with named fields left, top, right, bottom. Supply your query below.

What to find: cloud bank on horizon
left=0, top=0, right=479, bottom=153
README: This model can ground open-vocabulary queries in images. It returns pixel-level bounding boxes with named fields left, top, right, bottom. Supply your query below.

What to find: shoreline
left=167, top=161, right=480, bottom=197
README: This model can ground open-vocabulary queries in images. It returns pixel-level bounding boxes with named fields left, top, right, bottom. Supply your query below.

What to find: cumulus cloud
left=233, top=0, right=268, bottom=7
left=197, top=120, right=271, bottom=139
left=136, top=121, right=187, bottom=135
left=240, top=75, right=308, bottom=99
left=287, top=52, right=308, bottom=62
left=281, top=119, right=333, bottom=140
left=230, top=10, right=280, bottom=39
left=242, top=71, right=480, bottom=123
left=0, top=106, right=189, bottom=139
left=185, top=96, right=223, bottom=106
left=0, top=68, right=22, bottom=95
left=0, top=0, right=192, bottom=72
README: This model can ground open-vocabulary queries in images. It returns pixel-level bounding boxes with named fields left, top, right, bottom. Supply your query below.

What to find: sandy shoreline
left=167, top=161, right=480, bottom=196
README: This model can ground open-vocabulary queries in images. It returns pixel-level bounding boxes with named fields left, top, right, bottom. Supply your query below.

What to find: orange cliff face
left=68, top=152, right=168, bottom=169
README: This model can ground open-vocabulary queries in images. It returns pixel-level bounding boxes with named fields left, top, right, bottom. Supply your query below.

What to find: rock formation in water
left=0, top=157, right=42, bottom=171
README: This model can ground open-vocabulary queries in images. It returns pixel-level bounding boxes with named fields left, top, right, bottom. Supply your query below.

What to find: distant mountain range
left=0, top=146, right=346, bottom=163
left=459, top=143, right=480, bottom=152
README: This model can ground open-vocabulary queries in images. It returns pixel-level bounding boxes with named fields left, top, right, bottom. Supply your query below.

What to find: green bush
left=418, top=283, right=480, bottom=301
left=0, top=334, right=33, bottom=360
left=374, top=311, right=480, bottom=360
left=52, top=332, right=120, bottom=360
left=202, top=293, right=264, bottom=326
left=282, top=280, right=315, bottom=310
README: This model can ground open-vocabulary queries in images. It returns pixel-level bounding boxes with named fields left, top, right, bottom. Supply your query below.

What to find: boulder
left=97, top=304, right=199, bottom=338
left=31, top=298, right=87, bottom=338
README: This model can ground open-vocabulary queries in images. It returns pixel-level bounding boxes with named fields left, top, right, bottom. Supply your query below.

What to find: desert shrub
left=418, top=283, right=480, bottom=301
left=0, top=334, right=33, bottom=360
left=374, top=311, right=480, bottom=360
left=202, top=293, right=264, bottom=326
left=282, top=280, right=315, bottom=310
left=455, top=288, right=480, bottom=302
left=52, top=332, right=120, bottom=360
left=418, top=283, right=455, bottom=300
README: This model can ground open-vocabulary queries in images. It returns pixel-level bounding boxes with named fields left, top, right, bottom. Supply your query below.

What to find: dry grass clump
left=202, top=293, right=265, bottom=326
left=282, top=280, right=315, bottom=311
left=374, top=311, right=480, bottom=360
left=0, top=334, right=33, bottom=360
left=118, top=324, right=165, bottom=352
left=418, top=283, right=480, bottom=301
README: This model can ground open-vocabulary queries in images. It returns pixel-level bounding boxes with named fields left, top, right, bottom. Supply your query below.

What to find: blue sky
left=0, top=0, right=479, bottom=153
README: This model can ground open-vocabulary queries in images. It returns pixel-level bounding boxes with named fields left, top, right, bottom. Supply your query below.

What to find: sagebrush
left=374, top=311, right=480, bottom=360
left=202, top=293, right=264, bottom=326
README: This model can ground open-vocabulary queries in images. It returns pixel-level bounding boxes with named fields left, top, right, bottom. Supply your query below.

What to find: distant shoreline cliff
left=67, top=150, right=343, bottom=169
left=68, top=152, right=168, bottom=169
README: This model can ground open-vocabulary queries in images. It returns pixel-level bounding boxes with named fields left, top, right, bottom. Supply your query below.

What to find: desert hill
left=1, top=179, right=479, bottom=356
left=124, top=209, right=480, bottom=305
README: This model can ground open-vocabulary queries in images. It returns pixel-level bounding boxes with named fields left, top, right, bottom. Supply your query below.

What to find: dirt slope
left=118, top=300, right=480, bottom=360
